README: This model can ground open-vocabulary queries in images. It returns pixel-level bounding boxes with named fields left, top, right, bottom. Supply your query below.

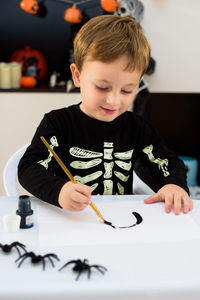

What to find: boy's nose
left=106, top=93, right=120, bottom=107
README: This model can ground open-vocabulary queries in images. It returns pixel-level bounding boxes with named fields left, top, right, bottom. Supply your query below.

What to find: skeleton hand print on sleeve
left=142, top=144, right=170, bottom=177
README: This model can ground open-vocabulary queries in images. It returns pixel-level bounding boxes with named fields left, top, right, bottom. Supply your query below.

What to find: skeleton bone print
left=38, top=136, right=59, bottom=169
left=38, top=136, right=170, bottom=194
left=70, top=142, right=134, bottom=195
left=142, top=144, right=170, bottom=177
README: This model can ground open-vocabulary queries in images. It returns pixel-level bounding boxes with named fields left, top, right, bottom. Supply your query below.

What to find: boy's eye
left=96, top=86, right=133, bottom=94
left=96, top=86, right=109, bottom=91
left=122, top=90, right=132, bottom=94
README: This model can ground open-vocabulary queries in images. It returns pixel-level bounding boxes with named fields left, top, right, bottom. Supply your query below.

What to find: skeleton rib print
left=38, top=136, right=170, bottom=195
left=70, top=142, right=134, bottom=195
left=38, top=137, right=134, bottom=195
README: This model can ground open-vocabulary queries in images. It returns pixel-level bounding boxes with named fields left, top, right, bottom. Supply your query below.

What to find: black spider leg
left=44, top=254, right=60, bottom=271
left=90, top=265, right=107, bottom=278
left=42, top=258, right=46, bottom=271
left=118, top=211, right=143, bottom=229
left=58, top=260, right=77, bottom=272
left=91, top=265, right=107, bottom=274
left=14, top=246, right=21, bottom=257
left=59, top=260, right=85, bottom=281
left=15, top=253, right=29, bottom=268
left=14, top=243, right=27, bottom=256
left=77, top=263, right=107, bottom=280
left=76, top=269, right=83, bottom=281
left=76, top=259, right=89, bottom=281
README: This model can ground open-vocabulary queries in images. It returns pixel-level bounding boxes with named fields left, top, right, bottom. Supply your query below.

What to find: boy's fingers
left=71, top=184, right=91, bottom=204
left=189, top=198, right=194, bottom=211
left=144, top=185, right=194, bottom=215
left=72, top=191, right=90, bottom=205
left=173, top=195, right=181, bottom=215
left=164, top=194, right=174, bottom=213
left=183, top=202, right=190, bottom=214
left=182, top=196, right=188, bottom=213
left=144, top=193, right=163, bottom=204
left=183, top=196, right=193, bottom=213
left=71, top=202, right=88, bottom=211
left=75, top=183, right=92, bottom=197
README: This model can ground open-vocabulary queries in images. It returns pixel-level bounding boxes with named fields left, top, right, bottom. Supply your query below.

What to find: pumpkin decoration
left=20, top=76, right=37, bottom=88
left=64, top=5, right=82, bottom=23
left=10, top=45, right=47, bottom=81
left=20, top=0, right=39, bottom=15
left=101, top=0, right=119, bottom=12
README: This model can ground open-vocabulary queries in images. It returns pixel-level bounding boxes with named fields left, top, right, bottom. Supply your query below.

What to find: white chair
left=133, top=171, right=154, bottom=195
left=3, top=143, right=30, bottom=196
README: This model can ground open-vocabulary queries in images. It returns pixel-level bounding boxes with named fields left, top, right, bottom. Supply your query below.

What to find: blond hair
left=73, top=15, right=150, bottom=75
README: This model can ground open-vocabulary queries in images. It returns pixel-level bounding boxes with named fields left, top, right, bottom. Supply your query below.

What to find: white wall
left=0, top=93, right=81, bottom=195
left=141, top=0, right=200, bottom=92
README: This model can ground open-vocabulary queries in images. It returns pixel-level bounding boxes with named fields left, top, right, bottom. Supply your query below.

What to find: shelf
left=0, top=83, right=67, bottom=93
left=0, top=80, right=81, bottom=93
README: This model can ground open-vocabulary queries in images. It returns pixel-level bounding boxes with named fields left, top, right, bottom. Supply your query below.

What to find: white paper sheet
left=37, top=195, right=200, bottom=246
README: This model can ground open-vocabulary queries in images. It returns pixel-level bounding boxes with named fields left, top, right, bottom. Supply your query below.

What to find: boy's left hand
left=144, top=184, right=193, bottom=215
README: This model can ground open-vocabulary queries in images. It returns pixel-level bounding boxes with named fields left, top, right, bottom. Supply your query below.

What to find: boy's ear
left=70, top=63, right=81, bottom=87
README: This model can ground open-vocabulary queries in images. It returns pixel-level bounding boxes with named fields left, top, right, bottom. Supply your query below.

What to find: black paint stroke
left=104, top=211, right=143, bottom=229
left=104, top=220, right=116, bottom=228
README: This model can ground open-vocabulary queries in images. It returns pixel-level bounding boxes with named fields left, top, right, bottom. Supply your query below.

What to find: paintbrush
left=40, top=136, right=105, bottom=222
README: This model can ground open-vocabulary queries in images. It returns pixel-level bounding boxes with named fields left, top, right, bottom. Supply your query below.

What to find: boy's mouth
left=101, top=107, right=117, bottom=115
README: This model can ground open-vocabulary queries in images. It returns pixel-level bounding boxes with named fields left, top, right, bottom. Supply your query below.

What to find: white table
left=1, top=195, right=200, bottom=300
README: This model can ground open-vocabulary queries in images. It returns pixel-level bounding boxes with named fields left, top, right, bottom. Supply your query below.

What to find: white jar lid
left=2, top=214, right=21, bottom=233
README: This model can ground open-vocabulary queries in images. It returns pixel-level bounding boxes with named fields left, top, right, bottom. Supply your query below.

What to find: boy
left=18, top=15, right=193, bottom=215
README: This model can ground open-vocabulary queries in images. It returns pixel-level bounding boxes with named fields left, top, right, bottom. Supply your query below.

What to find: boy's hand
left=144, top=184, right=193, bottom=215
left=58, top=181, right=92, bottom=211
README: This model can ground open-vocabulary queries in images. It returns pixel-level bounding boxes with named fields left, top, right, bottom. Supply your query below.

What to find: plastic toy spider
left=59, top=258, right=107, bottom=280
left=15, top=251, right=60, bottom=270
left=0, top=241, right=26, bottom=256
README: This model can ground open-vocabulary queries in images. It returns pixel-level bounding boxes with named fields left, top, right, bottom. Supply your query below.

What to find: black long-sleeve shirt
left=18, top=104, right=189, bottom=207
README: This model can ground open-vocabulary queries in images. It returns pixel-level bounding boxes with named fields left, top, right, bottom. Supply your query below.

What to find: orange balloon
left=21, top=76, right=37, bottom=88
left=64, top=5, right=82, bottom=23
left=101, top=0, right=118, bottom=13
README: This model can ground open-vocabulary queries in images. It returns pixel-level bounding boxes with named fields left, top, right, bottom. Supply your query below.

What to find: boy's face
left=70, top=54, right=142, bottom=122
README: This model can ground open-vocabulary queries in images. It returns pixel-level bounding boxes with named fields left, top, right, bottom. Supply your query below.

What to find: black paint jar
left=16, top=195, right=34, bottom=229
